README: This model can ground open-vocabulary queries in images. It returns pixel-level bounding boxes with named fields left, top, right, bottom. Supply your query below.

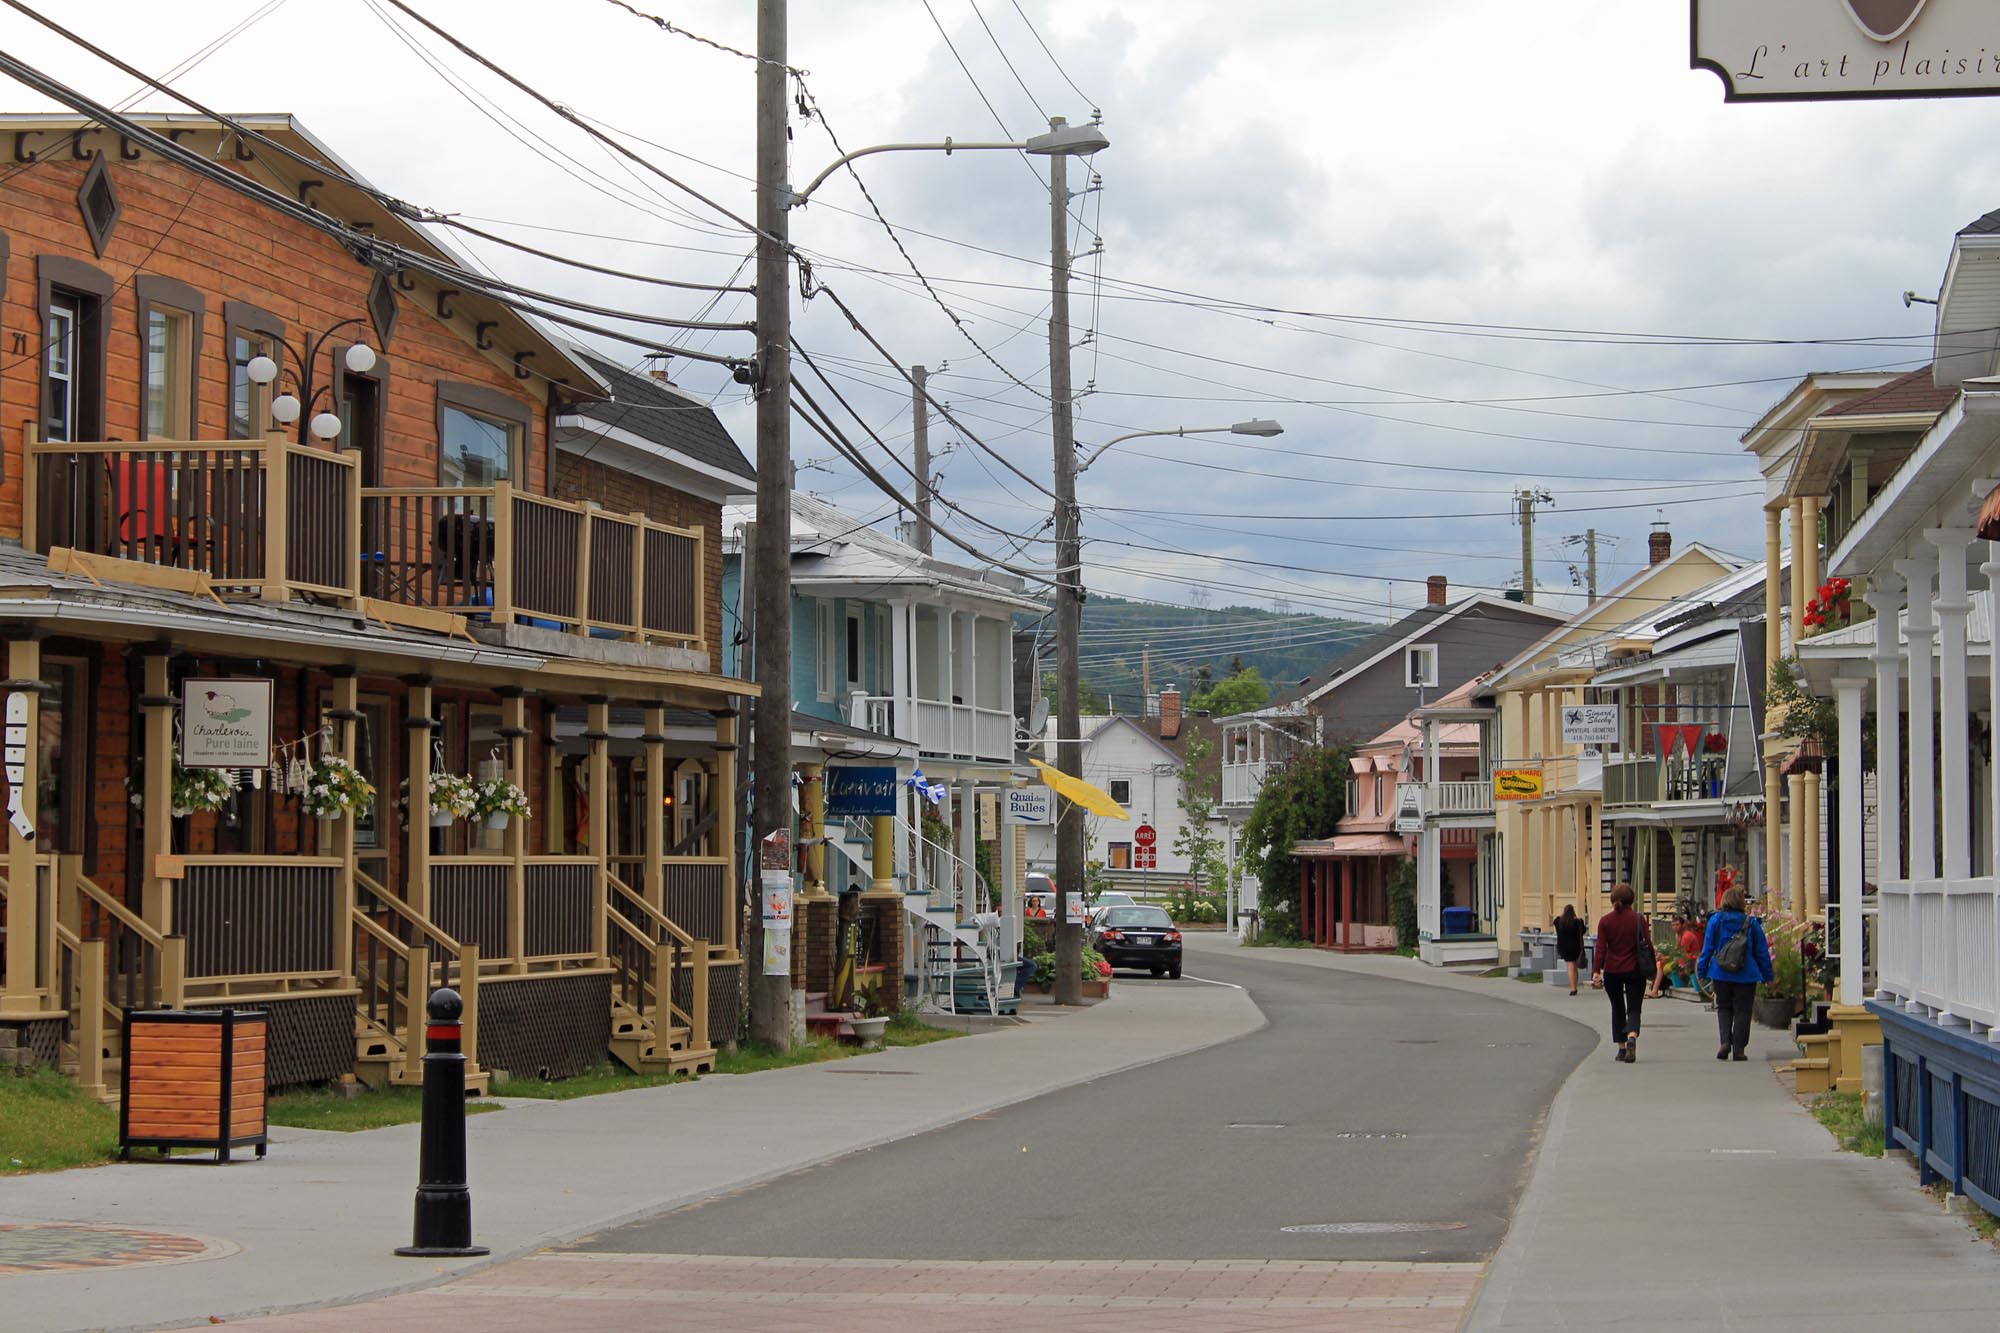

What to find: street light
left=745, top=45, right=1108, bottom=1041
left=787, top=121, right=1109, bottom=208
left=244, top=322, right=378, bottom=445
left=1077, top=420, right=1284, bottom=473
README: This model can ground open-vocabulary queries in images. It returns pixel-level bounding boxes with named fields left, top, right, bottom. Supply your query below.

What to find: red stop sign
left=1134, top=823, right=1157, bottom=847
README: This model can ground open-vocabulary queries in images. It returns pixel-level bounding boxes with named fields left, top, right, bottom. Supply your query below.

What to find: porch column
left=1895, top=553, right=1938, bottom=882
left=406, top=678, right=434, bottom=918
left=2, top=636, right=41, bottom=1015
left=1928, top=527, right=1977, bottom=882
left=800, top=762, right=828, bottom=900
left=1787, top=774, right=1806, bottom=913
left=957, top=612, right=977, bottom=756
left=1765, top=508, right=1784, bottom=681
left=585, top=697, right=611, bottom=967
left=890, top=600, right=912, bottom=743
left=715, top=712, right=740, bottom=957
left=501, top=689, right=529, bottom=973
left=956, top=779, right=976, bottom=917
left=1791, top=499, right=1810, bottom=646
left=1000, top=785, right=1019, bottom=958
left=1834, top=676, right=1868, bottom=1005
left=330, top=669, right=361, bottom=984
left=1987, top=543, right=2000, bottom=876
left=1420, top=821, right=1443, bottom=944
left=141, top=648, right=176, bottom=938
left=1300, top=861, right=1313, bottom=942
left=1802, top=769, right=1824, bottom=919
left=641, top=705, right=667, bottom=915
left=1802, top=494, right=1823, bottom=609
left=1340, top=859, right=1354, bottom=947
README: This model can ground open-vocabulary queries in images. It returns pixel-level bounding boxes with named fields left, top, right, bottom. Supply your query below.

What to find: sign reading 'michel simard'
left=1692, top=0, right=2000, bottom=101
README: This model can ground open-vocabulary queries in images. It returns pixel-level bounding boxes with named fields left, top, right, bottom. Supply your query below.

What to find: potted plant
left=1079, top=947, right=1113, bottom=999
left=850, top=986, right=892, bottom=1048
left=300, top=754, right=374, bottom=827
left=403, top=772, right=476, bottom=827
left=473, top=776, right=531, bottom=831
left=171, top=762, right=233, bottom=819
left=1756, top=914, right=1807, bottom=1028
left=1702, top=731, right=1728, bottom=798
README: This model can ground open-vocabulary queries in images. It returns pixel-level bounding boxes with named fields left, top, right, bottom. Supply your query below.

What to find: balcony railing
left=1603, top=758, right=1661, bottom=807
left=1223, top=760, right=1271, bottom=806
left=1878, top=877, right=2000, bottom=1030
left=851, top=694, right=1013, bottom=763
left=360, top=481, right=704, bottom=649
left=25, top=428, right=358, bottom=602
left=1428, top=780, right=1492, bottom=815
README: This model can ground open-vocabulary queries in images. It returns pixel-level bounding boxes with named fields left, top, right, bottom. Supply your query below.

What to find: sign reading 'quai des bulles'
left=1693, top=1, right=2000, bottom=101
left=180, top=678, right=273, bottom=770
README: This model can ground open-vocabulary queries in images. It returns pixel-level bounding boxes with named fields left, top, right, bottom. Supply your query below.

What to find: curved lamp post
left=1076, top=419, right=1284, bottom=474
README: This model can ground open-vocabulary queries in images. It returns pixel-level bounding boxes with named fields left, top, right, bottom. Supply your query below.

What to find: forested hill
left=1021, top=597, right=1375, bottom=716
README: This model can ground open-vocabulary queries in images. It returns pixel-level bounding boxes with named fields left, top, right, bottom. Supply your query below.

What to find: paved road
left=581, top=946, right=1593, bottom=1265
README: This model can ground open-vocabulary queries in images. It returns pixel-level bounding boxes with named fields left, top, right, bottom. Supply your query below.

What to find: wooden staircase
left=609, top=1000, right=714, bottom=1076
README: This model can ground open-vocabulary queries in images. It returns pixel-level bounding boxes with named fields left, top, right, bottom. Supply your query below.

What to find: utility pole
left=1585, top=527, right=1598, bottom=602
left=748, top=0, right=793, bottom=1048
left=1514, top=487, right=1550, bottom=604
left=1049, top=115, right=1084, bottom=1006
left=911, top=363, right=932, bottom=555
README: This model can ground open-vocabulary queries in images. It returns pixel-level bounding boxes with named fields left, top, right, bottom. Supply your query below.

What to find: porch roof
left=1292, top=833, right=1408, bottom=859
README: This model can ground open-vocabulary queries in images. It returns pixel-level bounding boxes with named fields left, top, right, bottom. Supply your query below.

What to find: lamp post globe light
left=746, top=50, right=1107, bottom=1039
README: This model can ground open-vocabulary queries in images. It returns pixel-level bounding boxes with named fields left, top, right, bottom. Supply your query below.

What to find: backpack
left=1714, top=919, right=1751, bottom=973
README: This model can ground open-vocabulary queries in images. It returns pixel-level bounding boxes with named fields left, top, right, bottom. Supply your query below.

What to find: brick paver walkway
left=219, top=1252, right=1484, bottom=1331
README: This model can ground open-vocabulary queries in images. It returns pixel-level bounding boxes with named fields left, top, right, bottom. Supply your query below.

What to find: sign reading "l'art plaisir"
left=1692, top=1, right=2000, bottom=100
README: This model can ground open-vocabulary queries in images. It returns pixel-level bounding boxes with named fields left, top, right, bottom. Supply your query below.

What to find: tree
left=1172, top=734, right=1228, bottom=897
left=1191, top=665, right=1270, bottom=718
left=1239, top=745, right=1352, bottom=939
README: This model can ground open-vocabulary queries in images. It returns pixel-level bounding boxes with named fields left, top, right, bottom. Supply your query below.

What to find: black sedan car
left=1090, top=905, right=1182, bottom=979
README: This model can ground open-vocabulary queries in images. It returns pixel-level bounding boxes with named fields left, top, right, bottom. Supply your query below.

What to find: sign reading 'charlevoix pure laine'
left=180, top=678, right=273, bottom=769
left=1693, top=1, right=2000, bottom=101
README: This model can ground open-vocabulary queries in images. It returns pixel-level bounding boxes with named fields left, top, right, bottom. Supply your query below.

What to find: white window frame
left=845, top=604, right=865, bottom=693
left=1406, top=643, right=1439, bottom=689
left=45, top=297, right=78, bottom=444
left=1108, top=778, right=1131, bottom=805
left=815, top=598, right=837, bottom=702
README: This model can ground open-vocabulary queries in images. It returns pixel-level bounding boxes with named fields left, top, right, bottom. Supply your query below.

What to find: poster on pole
left=1065, top=893, right=1087, bottom=925
left=760, top=871, right=793, bottom=976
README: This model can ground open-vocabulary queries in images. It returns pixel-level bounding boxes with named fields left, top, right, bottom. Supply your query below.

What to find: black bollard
left=394, top=987, right=490, bottom=1258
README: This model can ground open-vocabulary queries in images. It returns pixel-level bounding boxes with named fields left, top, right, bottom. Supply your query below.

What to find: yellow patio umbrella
left=1028, top=758, right=1131, bottom=821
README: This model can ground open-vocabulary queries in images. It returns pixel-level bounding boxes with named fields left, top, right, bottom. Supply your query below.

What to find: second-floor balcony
left=1428, top=779, right=1492, bottom=816
left=1222, top=759, right=1270, bottom=806
left=25, top=431, right=706, bottom=654
left=852, top=692, right=1013, bottom=765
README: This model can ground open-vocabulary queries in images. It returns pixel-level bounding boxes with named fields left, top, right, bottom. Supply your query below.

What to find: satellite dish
left=1028, top=697, right=1051, bottom=735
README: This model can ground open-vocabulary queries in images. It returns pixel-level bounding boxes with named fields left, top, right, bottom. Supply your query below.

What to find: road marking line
left=1180, top=974, right=1244, bottom=989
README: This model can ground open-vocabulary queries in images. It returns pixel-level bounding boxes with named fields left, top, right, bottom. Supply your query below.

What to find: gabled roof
left=1285, top=594, right=1567, bottom=707
left=723, top=492, right=1043, bottom=613
left=1131, top=713, right=1224, bottom=795
left=560, top=349, right=754, bottom=486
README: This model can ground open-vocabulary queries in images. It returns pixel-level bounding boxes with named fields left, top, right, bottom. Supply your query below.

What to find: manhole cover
left=1334, top=1131, right=1408, bottom=1140
left=0, top=1223, right=238, bottom=1275
left=1281, top=1221, right=1467, bottom=1235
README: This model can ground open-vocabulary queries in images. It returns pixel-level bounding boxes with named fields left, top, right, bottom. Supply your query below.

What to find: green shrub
left=1388, top=857, right=1418, bottom=951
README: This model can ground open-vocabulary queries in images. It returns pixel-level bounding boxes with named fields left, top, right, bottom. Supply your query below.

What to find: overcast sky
left=5, top=0, right=1989, bottom=646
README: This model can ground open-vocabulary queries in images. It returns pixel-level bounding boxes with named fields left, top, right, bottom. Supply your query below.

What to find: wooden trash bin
left=120, top=1008, right=268, bottom=1163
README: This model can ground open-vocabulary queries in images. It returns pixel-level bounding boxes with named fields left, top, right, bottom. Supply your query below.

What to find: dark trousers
left=1713, top=979, right=1756, bottom=1056
left=1604, top=970, right=1645, bottom=1044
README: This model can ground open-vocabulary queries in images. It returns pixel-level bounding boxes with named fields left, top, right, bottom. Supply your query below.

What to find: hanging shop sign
left=1493, top=768, right=1545, bottom=801
left=1692, top=1, right=2000, bottom=102
left=1394, top=785, right=1425, bottom=835
left=1560, top=704, right=1620, bottom=747
left=180, top=678, right=273, bottom=770
left=825, top=765, right=898, bottom=818
left=1003, top=787, right=1055, bottom=826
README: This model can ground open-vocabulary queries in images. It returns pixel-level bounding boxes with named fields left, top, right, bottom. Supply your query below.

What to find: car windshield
left=1095, top=893, right=1134, bottom=906
left=1100, top=907, right=1172, bottom=929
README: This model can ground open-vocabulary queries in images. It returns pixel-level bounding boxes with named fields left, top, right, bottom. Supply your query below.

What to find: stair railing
left=61, top=858, right=184, bottom=1013
left=606, top=872, right=711, bottom=1050
left=352, top=871, right=481, bottom=1080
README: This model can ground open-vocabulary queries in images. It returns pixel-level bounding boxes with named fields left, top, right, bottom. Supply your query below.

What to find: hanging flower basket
left=474, top=777, right=531, bottom=831
left=402, top=772, right=477, bottom=827
left=299, top=754, right=374, bottom=821
left=172, top=765, right=233, bottom=818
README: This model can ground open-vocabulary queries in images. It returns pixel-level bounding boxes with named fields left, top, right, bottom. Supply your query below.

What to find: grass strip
left=267, top=1083, right=504, bottom=1132
left=0, top=1066, right=119, bottom=1174
left=1809, top=1091, right=1885, bottom=1158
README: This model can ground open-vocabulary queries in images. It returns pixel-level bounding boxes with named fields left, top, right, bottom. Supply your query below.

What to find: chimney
left=1649, top=518, right=1673, bottom=567
left=1159, top=687, right=1182, bottom=740
left=1426, top=574, right=1448, bottom=606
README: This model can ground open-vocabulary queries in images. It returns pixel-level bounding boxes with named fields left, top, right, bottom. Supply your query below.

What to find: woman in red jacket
left=1591, top=882, right=1651, bottom=1064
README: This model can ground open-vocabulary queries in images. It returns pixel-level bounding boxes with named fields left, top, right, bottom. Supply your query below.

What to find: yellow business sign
left=1493, top=768, right=1544, bottom=801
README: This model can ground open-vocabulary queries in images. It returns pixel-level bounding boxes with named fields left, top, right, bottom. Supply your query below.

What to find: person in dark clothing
left=1554, top=904, right=1586, bottom=995
left=1697, top=886, right=1774, bottom=1061
left=1591, top=882, right=1648, bottom=1063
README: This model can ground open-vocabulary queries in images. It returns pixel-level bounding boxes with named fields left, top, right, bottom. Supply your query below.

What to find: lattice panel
left=475, top=972, right=611, bottom=1081
left=675, top=961, right=744, bottom=1048
left=191, top=994, right=352, bottom=1091
left=2, top=1018, right=63, bottom=1067
left=1893, top=1054, right=1920, bottom=1140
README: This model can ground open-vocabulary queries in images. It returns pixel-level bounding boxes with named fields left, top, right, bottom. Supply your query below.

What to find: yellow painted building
left=1482, top=536, right=1742, bottom=962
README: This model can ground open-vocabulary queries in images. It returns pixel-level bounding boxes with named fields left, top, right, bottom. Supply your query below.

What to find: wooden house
left=0, top=113, right=755, bottom=1098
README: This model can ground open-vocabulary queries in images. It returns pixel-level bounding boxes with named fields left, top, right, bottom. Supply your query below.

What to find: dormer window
left=1406, top=644, right=1439, bottom=689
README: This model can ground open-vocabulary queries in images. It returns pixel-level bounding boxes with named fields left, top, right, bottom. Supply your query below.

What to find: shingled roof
left=1820, top=364, right=1955, bottom=419
left=566, top=348, right=755, bottom=482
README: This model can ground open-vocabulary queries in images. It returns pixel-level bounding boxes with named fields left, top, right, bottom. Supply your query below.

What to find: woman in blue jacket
left=1696, top=887, right=1774, bottom=1062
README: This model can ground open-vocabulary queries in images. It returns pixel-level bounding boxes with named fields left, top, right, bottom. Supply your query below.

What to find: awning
left=1979, top=479, right=2000, bottom=542
left=1028, top=758, right=1130, bottom=820
left=1294, top=832, right=1408, bottom=858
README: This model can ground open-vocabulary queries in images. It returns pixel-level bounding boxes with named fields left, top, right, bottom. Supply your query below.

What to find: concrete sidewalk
left=1, top=980, right=1262, bottom=1333
left=1187, top=936, right=2000, bottom=1330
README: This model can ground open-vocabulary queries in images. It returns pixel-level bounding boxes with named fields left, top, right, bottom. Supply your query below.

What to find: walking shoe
left=1717, top=1047, right=1729, bottom=1060
left=1624, top=1033, right=1638, bottom=1063
left=1731, top=1051, right=1748, bottom=1062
